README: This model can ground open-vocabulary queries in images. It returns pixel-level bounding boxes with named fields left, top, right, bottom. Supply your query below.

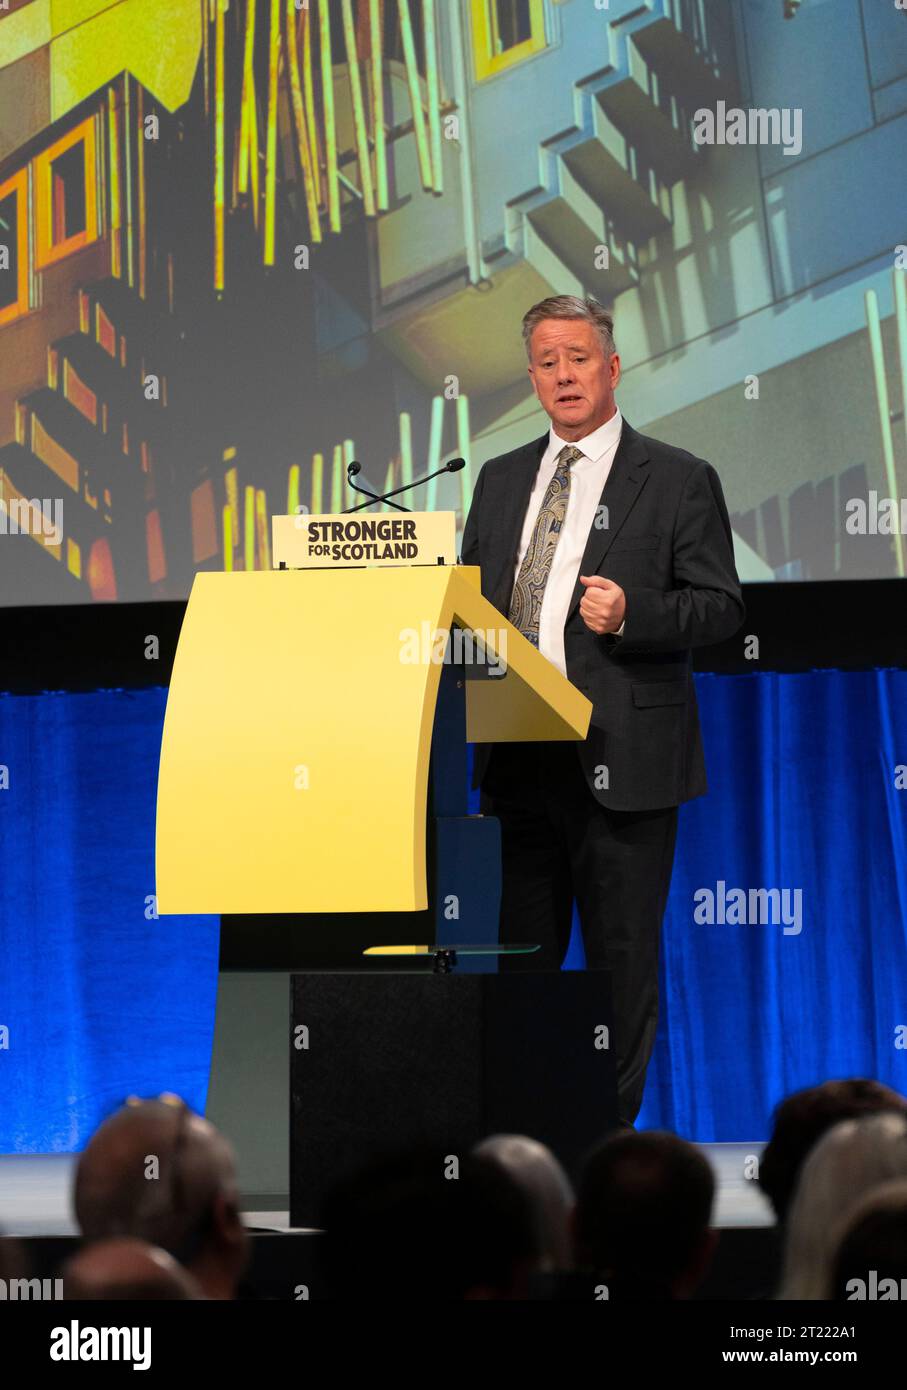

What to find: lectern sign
left=272, top=511, right=457, bottom=569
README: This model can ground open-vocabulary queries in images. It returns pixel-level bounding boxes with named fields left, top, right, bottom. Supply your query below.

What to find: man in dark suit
left=460, top=295, right=744, bottom=1124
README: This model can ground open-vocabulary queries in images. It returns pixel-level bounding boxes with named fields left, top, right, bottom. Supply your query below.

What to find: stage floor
left=0, top=1143, right=773, bottom=1238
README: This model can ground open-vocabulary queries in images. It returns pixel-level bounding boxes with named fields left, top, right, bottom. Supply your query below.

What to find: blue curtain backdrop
left=636, top=669, right=907, bottom=1139
left=1, top=671, right=906, bottom=1152
left=0, top=689, right=219, bottom=1154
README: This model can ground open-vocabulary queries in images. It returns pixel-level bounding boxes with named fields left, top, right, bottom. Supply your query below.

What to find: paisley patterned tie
left=508, top=444, right=582, bottom=646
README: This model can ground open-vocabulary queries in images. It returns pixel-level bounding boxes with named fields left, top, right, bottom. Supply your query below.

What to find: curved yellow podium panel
left=155, top=567, right=590, bottom=915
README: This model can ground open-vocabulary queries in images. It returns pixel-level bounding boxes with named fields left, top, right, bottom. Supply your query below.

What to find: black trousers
left=480, top=742, right=679, bottom=1125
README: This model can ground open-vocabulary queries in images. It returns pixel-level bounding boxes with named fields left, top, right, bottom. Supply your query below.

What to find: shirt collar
left=550, top=406, right=622, bottom=464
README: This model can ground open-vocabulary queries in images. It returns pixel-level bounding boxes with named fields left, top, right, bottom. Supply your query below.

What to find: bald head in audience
left=74, top=1099, right=249, bottom=1299
left=63, top=1237, right=201, bottom=1300
left=473, top=1134, right=574, bottom=1270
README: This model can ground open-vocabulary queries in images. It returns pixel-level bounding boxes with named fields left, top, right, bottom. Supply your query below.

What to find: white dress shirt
left=512, top=408, right=624, bottom=676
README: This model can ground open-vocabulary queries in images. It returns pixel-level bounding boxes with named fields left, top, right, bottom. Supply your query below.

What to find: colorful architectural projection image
left=0, top=0, right=906, bottom=603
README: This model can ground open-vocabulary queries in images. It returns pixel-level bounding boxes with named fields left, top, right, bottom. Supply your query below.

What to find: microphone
left=344, top=457, right=467, bottom=514
left=345, top=461, right=409, bottom=513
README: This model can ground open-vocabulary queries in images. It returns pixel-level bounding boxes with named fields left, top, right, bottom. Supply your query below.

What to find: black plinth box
left=289, top=969, right=618, bottom=1227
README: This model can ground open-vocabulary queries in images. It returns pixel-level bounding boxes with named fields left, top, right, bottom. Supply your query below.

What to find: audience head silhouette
left=74, top=1095, right=248, bottom=1300
left=830, top=1178, right=907, bottom=1300
left=759, top=1078, right=907, bottom=1224
left=473, top=1134, right=574, bottom=1270
left=320, top=1146, right=541, bottom=1300
left=779, top=1111, right=907, bottom=1299
left=574, top=1130, right=717, bottom=1299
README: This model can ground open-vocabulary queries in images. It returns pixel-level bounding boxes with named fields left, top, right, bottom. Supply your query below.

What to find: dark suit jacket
left=460, top=419, right=745, bottom=812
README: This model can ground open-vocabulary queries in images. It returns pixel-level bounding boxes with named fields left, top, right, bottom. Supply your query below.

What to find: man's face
left=527, top=318, right=620, bottom=441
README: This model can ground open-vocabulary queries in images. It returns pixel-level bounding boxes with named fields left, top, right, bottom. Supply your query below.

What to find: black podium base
left=289, top=969, right=618, bottom=1227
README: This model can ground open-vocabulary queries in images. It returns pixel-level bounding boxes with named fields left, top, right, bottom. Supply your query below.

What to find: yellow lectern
left=156, top=559, right=591, bottom=925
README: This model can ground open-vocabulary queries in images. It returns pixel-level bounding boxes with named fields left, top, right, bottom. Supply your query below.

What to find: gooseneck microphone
left=343, top=457, right=466, bottom=514
left=345, top=461, right=409, bottom=513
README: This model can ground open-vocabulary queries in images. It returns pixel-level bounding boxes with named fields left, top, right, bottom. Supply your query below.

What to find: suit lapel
left=487, top=432, right=548, bottom=612
left=564, top=419, right=650, bottom=624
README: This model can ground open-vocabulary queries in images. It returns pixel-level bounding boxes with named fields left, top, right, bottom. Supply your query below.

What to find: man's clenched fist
left=579, top=574, right=626, bottom=635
